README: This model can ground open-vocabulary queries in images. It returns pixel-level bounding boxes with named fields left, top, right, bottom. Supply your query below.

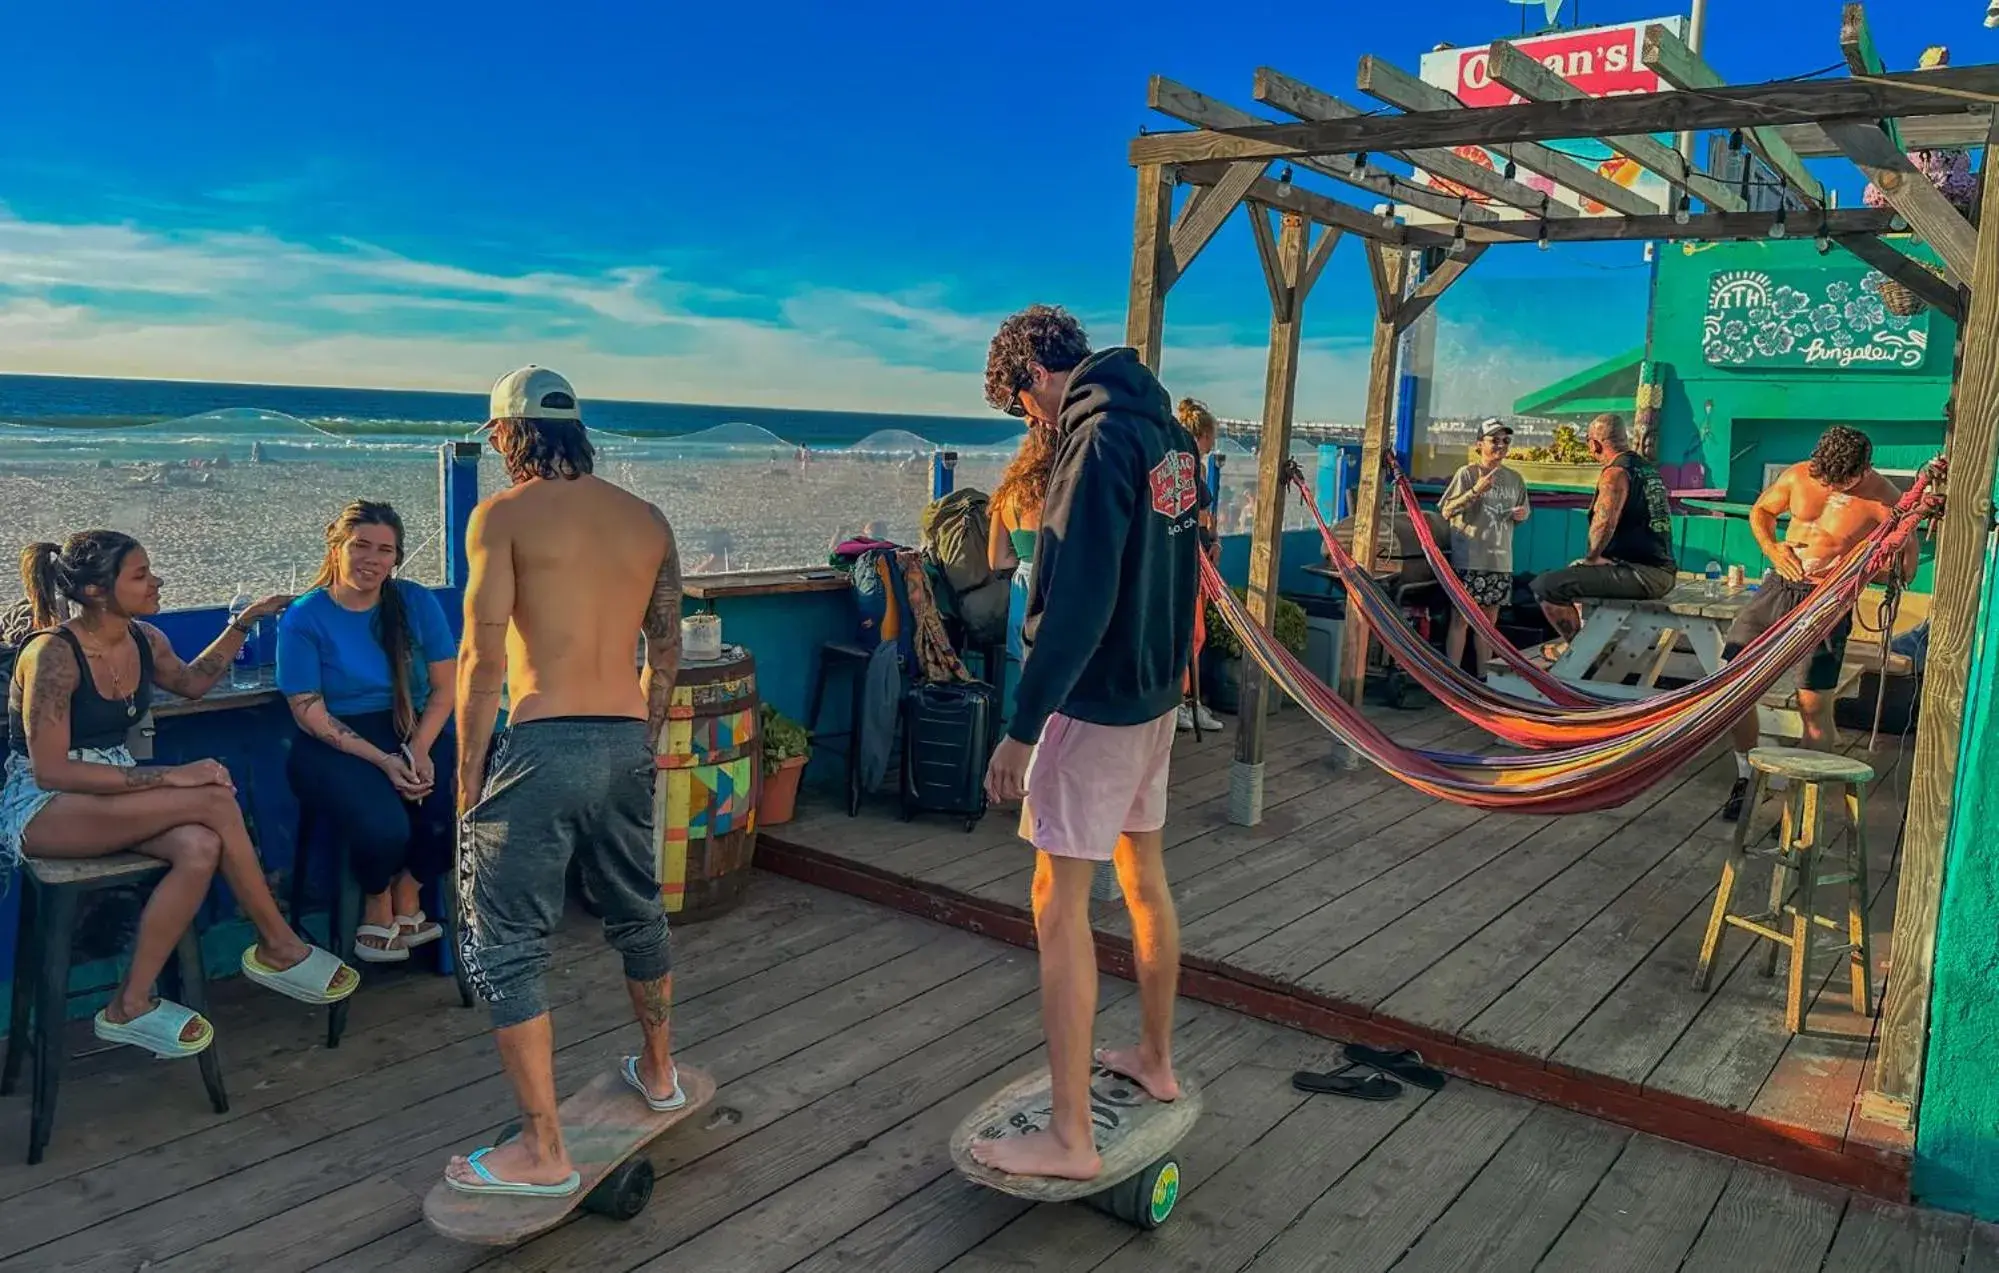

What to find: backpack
left=849, top=547, right=917, bottom=669
left=920, top=488, right=993, bottom=597
left=0, top=601, right=35, bottom=755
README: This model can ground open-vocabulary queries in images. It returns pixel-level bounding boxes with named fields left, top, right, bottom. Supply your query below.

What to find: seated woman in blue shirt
left=278, top=501, right=458, bottom=962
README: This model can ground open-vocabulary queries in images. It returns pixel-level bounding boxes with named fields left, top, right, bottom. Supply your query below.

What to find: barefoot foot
left=968, top=1128, right=1102, bottom=1181
left=444, top=1138, right=575, bottom=1190
left=1095, top=1045, right=1180, bottom=1101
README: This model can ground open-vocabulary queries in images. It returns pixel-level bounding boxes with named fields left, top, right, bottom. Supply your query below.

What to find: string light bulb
left=1277, top=165, right=1294, bottom=196
left=1503, top=159, right=1518, bottom=181
left=1353, top=152, right=1369, bottom=177
left=1816, top=217, right=1832, bottom=254
left=1674, top=193, right=1692, bottom=226
left=1769, top=205, right=1789, bottom=239
left=1537, top=219, right=1550, bottom=252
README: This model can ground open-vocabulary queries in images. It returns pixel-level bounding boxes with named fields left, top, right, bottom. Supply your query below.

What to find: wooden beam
left=1335, top=242, right=1407, bottom=709
left=1178, top=165, right=1899, bottom=247
left=1253, top=67, right=1578, bottom=221
left=1125, top=163, right=1174, bottom=369
left=1166, top=160, right=1263, bottom=286
left=1355, top=54, right=1658, bottom=217
left=1127, top=63, right=1999, bottom=166
left=1232, top=210, right=1314, bottom=826
left=1777, top=113, right=1987, bottom=158
left=1180, top=165, right=1409, bottom=243
left=1300, top=225, right=1342, bottom=298
left=1363, top=239, right=1397, bottom=323
left=1871, top=117, right=1999, bottom=1122
left=1393, top=245, right=1485, bottom=331
left=1841, top=2, right=1903, bottom=151
left=1834, top=234, right=1965, bottom=324
left=1485, top=40, right=1746, bottom=213
left=1247, top=205, right=1287, bottom=320
left=1825, top=122, right=1978, bottom=284
left=1640, top=24, right=1825, bottom=206
left=1148, top=76, right=1501, bottom=225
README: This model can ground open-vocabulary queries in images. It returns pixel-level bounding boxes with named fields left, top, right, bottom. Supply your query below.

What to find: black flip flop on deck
left=1341, top=1044, right=1447, bottom=1091
left=1290, top=1067, right=1403, bottom=1101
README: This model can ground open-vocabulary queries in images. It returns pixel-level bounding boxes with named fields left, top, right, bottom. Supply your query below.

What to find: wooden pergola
left=1122, top=5, right=1995, bottom=1138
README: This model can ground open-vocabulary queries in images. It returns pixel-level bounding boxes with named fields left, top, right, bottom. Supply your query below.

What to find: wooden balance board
left=423, top=1063, right=716, bottom=1246
left=950, top=1065, right=1202, bottom=1230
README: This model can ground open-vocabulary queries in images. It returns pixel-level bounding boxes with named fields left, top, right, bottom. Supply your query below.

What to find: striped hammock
left=1202, top=463, right=1941, bottom=813
left=1285, top=460, right=1940, bottom=751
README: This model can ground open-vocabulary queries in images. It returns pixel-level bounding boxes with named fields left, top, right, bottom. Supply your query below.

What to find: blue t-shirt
left=276, top=580, right=456, bottom=718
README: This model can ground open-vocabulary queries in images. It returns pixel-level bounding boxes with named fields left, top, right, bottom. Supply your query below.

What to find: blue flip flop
left=622, top=1056, right=687, bottom=1112
left=444, top=1147, right=581, bottom=1198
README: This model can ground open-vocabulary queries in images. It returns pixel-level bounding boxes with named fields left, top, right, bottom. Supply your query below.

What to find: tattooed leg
left=623, top=974, right=676, bottom=1100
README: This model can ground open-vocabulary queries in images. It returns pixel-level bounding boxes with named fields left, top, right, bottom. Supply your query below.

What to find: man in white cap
left=443, top=366, right=688, bottom=1199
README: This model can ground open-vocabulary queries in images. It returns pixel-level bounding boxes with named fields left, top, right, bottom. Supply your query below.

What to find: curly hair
left=20, top=530, right=143, bottom=629
left=490, top=418, right=596, bottom=484
left=1176, top=398, right=1218, bottom=453
left=983, top=305, right=1090, bottom=416
left=1808, top=426, right=1873, bottom=486
left=992, top=426, right=1058, bottom=526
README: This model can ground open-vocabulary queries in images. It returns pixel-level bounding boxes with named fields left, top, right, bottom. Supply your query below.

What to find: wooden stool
left=0, top=854, right=228, bottom=1164
left=1692, top=746, right=1875, bottom=1034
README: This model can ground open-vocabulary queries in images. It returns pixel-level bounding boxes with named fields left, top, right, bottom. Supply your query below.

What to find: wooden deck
left=1, top=876, right=1990, bottom=1272
left=761, top=699, right=1925, bottom=1199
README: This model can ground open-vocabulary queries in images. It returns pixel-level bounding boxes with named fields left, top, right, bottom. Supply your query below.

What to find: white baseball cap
left=489, top=366, right=581, bottom=422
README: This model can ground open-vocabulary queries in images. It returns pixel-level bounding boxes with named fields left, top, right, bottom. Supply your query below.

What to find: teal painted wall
left=1913, top=485, right=1999, bottom=1220
left=1650, top=238, right=1953, bottom=503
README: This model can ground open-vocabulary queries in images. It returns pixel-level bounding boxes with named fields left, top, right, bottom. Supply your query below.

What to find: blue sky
left=0, top=0, right=1985, bottom=419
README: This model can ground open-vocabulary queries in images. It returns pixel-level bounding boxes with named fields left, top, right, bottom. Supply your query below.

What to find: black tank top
left=1601, top=452, right=1676, bottom=570
left=7, top=627, right=155, bottom=756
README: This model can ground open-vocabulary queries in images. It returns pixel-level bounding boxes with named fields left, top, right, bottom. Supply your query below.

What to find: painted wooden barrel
left=653, top=645, right=761, bottom=922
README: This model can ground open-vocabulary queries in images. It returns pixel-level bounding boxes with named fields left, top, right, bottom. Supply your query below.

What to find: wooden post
left=1127, top=164, right=1175, bottom=368
left=440, top=441, right=480, bottom=588
left=1865, top=125, right=1999, bottom=1126
left=1231, top=210, right=1338, bottom=826
left=1334, top=244, right=1408, bottom=713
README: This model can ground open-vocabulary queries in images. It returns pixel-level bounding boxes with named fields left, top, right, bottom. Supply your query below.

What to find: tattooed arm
left=19, top=639, right=184, bottom=792
left=639, top=506, right=683, bottom=748
left=142, top=596, right=289, bottom=700
left=455, top=501, right=515, bottom=814
left=1583, top=465, right=1629, bottom=563
left=285, top=692, right=396, bottom=768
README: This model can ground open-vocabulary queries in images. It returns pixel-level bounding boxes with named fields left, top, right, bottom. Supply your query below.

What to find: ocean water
left=0, top=373, right=1294, bottom=608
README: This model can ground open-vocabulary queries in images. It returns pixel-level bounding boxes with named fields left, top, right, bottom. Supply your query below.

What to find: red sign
left=1438, top=21, right=1669, bottom=106
left=1149, top=451, right=1199, bottom=519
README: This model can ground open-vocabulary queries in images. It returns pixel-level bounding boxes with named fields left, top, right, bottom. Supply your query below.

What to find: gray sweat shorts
left=456, top=716, right=671, bottom=1029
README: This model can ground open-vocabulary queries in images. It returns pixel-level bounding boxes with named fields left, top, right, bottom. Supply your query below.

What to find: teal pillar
left=1914, top=523, right=1999, bottom=1218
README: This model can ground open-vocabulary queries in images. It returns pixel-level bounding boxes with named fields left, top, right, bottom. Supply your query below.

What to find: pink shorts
left=1018, top=710, right=1177, bottom=861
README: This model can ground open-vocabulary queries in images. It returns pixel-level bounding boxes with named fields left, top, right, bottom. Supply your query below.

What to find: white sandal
left=354, top=922, right=410, bottom=963
left=396, top=910, right=443, bottom=949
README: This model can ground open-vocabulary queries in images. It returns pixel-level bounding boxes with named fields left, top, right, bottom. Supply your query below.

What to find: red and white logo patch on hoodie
left=1148, top=450, right=1199, bottom=519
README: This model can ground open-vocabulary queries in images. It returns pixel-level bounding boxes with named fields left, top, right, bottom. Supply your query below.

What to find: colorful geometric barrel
left=653, top=645, right=761, bottom=922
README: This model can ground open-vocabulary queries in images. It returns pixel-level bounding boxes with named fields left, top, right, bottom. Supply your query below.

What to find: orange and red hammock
left=1200, top=459, right=1941, bottom=813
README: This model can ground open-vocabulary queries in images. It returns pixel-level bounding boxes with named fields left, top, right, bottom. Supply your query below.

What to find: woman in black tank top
left=2, top=532, right=357, bottom=1060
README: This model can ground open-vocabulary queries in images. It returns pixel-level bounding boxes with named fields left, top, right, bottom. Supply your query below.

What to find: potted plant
left=1201, top=589, right=1309, bottom=714
left=759, top=703, right=812, bottom=826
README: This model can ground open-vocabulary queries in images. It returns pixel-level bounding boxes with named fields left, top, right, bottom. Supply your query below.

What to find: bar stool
left=1, top=854, right=228, bottom=1164
left=1692, top=746, right=1875, bottom=1034
left=806, top=642, right=879, bottom=817
left=289, top=806, right=472, bottom=1049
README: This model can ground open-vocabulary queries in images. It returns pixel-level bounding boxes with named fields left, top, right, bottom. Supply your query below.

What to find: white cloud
left=0, top=206, right=1595, bottom=420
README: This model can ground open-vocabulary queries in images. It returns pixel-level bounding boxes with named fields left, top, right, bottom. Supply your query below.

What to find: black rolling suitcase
left=899, top=680, right=996, bottom=831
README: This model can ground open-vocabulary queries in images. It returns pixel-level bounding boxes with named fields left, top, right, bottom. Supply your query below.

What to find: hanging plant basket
left=1878, top=261, right=1947, bottom=318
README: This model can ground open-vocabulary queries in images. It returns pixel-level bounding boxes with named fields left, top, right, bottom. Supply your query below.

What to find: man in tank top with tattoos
left=443, top=366, right=687, bottom=1200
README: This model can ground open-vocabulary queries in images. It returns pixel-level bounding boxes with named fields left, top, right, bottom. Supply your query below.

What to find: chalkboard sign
left=1703, top=269, right=1932, bottom=372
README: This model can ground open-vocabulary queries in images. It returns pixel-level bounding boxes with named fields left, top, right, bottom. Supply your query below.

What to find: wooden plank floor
left=762, top=699, right=1921, bottom=1193
left=0, top=876, right=1986, bottom=1272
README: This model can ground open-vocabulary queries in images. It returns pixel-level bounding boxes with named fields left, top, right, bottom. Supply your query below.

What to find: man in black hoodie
left=973, top=305, right=1204, bottom=1182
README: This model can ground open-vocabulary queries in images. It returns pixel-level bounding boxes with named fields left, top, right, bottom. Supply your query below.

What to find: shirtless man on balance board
left=443, top=366, right=686, bottom=1198
left=1721, top=425, right=1919, bottom=822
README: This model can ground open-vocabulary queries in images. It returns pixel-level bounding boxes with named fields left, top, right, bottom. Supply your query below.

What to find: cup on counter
left=683, top=613, right=722, bottom=662
left=1726, top=564, right=1746, bottom=591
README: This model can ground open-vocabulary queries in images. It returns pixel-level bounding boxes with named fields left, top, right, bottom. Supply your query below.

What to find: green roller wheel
left=1082, top=1155, right=1180, bottom=1230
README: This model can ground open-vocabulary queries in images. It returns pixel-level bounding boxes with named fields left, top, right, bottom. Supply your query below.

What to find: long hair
left=992, top=426, right=1058, bottom=527
left=1176, top=398, right=1218, bottom=454
left=20, top=530, right=143, bottom=629
left=312, top=501, right=418, bottom=739
left=490, top=418, right=595, bottom=484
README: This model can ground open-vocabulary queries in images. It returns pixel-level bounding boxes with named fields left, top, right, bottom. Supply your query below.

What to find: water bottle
left=1703, top=560, right=1723, bottom=598
left=228, top=584, right=258, bottom=688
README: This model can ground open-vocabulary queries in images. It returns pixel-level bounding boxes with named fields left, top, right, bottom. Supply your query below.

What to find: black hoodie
left=1008, top=347, right=1205, bottom=745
